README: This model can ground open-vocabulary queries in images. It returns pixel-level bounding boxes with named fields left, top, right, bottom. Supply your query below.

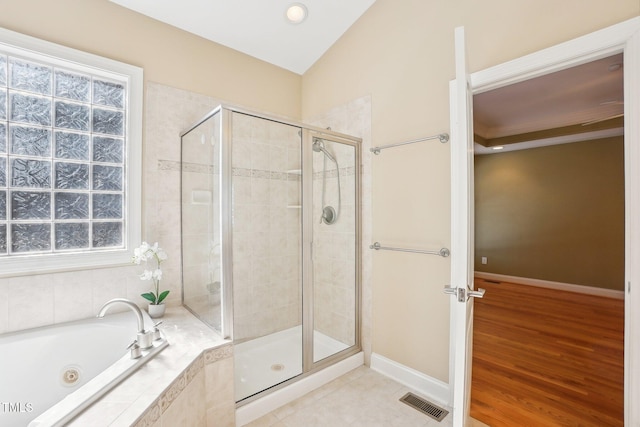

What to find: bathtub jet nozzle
left=97, top=298, right=153, bottom=350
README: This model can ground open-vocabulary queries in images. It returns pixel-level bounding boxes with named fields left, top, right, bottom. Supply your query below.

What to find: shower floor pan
left=235, top=326, right=349, bottom=401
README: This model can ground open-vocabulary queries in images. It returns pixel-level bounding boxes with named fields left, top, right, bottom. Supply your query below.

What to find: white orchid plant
left=132, top=241, right=169, bottom=305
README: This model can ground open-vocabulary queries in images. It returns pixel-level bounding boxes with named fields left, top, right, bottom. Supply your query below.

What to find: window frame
left=0, top=27, right=142, bottom=277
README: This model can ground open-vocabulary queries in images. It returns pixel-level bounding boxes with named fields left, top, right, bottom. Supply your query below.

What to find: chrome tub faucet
left=97, top=298, right=153, bottom=350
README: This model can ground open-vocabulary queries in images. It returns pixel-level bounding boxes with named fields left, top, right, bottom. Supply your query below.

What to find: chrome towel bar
left=370, top=133, right=449, bottom=155
left=369, top=242, right=450, bottom=257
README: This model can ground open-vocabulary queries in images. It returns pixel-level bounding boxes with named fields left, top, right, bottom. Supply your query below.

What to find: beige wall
left=302, top=0, right=639, bottom=382
left=475, top=137, right=625, bottom=290
left=0, top=0, right=301, bottom=119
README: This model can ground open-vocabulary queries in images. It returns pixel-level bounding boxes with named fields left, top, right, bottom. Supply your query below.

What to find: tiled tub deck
left=51, top=307, right=235, bottom=427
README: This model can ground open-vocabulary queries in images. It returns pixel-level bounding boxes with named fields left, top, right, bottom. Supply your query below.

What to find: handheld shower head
left=313, top=138, right=341, bottom=225
left=312, top=139, right=337, bottom=163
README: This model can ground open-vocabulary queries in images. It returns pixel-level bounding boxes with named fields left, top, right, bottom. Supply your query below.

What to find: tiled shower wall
left=231, top=112, right=302, bottom=341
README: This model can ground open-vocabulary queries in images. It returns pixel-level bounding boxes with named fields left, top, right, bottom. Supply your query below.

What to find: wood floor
left=470, top=278, right=624, bottom=426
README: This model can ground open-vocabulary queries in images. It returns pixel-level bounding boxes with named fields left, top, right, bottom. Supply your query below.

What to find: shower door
left=231, top=112, right=304, bottom=401
left=308, top=134, right=359, bottom=364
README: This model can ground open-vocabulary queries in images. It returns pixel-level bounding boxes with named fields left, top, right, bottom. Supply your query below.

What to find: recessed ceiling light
left=491, top=146, right=504, bottom=150
left=286, top=3, right=308, bottom=24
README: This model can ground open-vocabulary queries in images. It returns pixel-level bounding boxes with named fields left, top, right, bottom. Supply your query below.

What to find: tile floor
left=242, top=366, right=454, bottom=427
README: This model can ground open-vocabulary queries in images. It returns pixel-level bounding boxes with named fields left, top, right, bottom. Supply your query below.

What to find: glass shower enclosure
left=181, top=105, right=361, bottom=403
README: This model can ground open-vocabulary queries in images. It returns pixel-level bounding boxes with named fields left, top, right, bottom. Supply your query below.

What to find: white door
left=446, top=26, right=484, bottom=427
left=448, top=18, right=640, bottom=427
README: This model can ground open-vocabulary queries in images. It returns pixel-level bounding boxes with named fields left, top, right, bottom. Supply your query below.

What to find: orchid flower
left=132, top=241, right=170, bottom=305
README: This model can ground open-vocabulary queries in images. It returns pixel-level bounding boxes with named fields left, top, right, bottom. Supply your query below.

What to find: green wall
left=474, top=136, right=624, bottom=290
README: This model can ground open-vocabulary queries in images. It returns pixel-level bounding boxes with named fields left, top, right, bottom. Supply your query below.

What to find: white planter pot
left=148, top=303, right=166, bottom=318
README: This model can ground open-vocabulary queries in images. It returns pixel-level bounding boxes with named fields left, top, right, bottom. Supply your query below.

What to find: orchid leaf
left=141, top=292, right=156, bottom=303
left=157, top=290, right=170, bottom=304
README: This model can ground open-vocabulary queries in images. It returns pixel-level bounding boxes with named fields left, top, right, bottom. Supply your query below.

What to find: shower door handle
left=444, top=285, right=485, bottom=302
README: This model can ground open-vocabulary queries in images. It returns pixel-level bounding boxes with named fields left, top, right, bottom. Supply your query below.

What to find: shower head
left=312, top=139, right=337, bottom=163
left=313, top=138, right=341, bottom=226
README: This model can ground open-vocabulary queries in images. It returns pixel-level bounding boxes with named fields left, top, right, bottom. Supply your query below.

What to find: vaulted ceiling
left=109, top=0, right=377, bottom=74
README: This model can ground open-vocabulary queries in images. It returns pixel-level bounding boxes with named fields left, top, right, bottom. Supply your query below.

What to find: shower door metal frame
left=179, top=105, right=234, bottom=340
left=219, top=107, right=234, bottom=340
left=302, top=129, right=362, bottom=374
left=302, top=128, right=314, bottom=372
left=180, top=105, right=233, bottom=339
left=225, top=106, right=362, bottom=404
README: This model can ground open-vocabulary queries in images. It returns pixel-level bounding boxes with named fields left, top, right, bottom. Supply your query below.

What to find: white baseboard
left=370, top=353, right=450, bottom=407
left=474, top=271, right=625, bottom=300
left=236, top=352, right=364, bottom=426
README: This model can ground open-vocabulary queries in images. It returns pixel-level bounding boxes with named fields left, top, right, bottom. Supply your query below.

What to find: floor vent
left=399, top=392, right=449, bottom=422
left=483, top=279, right=501, bottom=284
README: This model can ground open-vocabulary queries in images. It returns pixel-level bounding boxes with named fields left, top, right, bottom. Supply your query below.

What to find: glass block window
left=0, top=56, right=126, bottom=255
left=0, top=27, right=142, bottom=275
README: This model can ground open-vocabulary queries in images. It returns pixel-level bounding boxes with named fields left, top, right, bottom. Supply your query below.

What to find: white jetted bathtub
left=0, top=310, right=169, bottom=427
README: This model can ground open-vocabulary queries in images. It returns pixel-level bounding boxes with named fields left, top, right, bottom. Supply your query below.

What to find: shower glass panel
left=181, top=111, right=223, bottom=334
left=311, top=137, right=358, bottom=362
left=231, top=112, right=304, bottom=401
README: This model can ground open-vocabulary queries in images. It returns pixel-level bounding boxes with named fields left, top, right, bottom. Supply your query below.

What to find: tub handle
left=127, top=340, right=142, bottom=359
left=152, top=321, right=163, bottom=341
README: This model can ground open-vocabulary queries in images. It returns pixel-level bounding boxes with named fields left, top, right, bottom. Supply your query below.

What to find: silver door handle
left=443, top=286, right=457, bottom=295
left=468, top=288, right=485, bottom=299
left=443, top=285, right=464, bottom=302
left=443, top=286, right=486, bottom=302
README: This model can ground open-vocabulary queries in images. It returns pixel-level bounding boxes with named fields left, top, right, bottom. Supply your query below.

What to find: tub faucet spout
left=97, top=298, right=152, bottom=349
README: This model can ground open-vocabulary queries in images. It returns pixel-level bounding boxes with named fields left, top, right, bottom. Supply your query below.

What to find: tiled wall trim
left=313, top=166, right=356, bottom=179
left=180, top=163, right=355, bottom=181
left=204, top=343, right=234, bottom=363
left=132, top=343, right=233, bottom=427
left=158, top=159, right=182, bottom=171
